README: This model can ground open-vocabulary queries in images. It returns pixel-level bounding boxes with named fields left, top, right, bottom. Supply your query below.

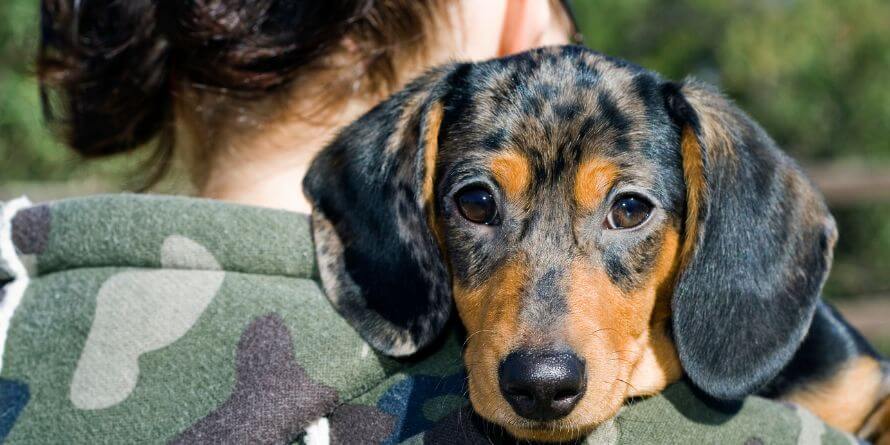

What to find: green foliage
left=828, top=204, right=890, bottom=298
left=0, top=0, right=140, bottom=186
left=875, top=336, right=890, bottom=356
left=0, top=0, right=63, bottom=182
left=574, top=0, right=890, bottom=161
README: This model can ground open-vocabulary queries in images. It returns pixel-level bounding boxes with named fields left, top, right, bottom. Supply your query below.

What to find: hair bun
left=40, top=0, right=171, bottom=159
left=168, top=1, right=361, bottom=91
left=38, top=0, right=443, bottom=187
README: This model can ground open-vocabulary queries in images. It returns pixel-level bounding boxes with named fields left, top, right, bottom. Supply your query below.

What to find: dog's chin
left=502, top=421, right=599, bottom=443
left=479, top=405, right=621, bottom=443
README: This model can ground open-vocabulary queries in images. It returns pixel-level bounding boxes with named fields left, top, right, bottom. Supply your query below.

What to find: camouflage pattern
left=0, top=195, right=859, bottom=444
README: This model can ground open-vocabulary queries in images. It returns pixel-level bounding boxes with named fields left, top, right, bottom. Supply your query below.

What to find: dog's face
left=305, top=47, right=836, bottom=442
left=432, top=57, right=687, bottom=439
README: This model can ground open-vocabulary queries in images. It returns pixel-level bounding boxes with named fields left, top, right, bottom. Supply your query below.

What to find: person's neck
left=198, top=99, right=372, bottom=213
left=190, top=11, right=496, bottom=213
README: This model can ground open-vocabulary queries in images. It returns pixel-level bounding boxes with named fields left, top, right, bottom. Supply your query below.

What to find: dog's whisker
left=464, top=328, right=498, bottom=345
left=616, top=378, right=639, bottom=394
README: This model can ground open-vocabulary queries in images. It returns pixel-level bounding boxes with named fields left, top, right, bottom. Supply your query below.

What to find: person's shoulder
left=2, top=193, right=315, bottom=278
left=0, top=193, right=370, bottom=443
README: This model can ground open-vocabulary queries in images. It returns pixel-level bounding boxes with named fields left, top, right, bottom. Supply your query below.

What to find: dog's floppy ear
left=663, top=80, right=838, bottom=400
left=303, top=65, right=465, bottom=357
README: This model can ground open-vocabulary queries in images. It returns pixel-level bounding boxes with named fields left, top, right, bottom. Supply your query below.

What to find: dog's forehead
left=441, top=47, right=682, bottom=205
left=458, top=50, right=656, bottom=138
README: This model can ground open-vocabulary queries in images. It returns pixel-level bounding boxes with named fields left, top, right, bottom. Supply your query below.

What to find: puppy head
left=304, top=47, right=836, bottom=442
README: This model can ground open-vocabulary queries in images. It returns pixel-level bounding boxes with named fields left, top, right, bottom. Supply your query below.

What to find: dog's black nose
left=498, top=350, right=586, bottom=421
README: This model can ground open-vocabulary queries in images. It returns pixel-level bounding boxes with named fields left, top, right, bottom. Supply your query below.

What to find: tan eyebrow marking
left=574, top=158, right=619, bottom=210
left=491, top=150, right=531, bottom=200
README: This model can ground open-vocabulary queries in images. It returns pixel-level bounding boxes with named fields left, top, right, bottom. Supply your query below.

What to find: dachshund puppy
left=304, top=46, right=889, bottom=443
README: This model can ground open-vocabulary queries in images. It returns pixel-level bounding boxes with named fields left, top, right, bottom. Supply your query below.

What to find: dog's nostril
left=503, top=385, right=530, bottom=397
left=554, top=388, right=580, bottom=402
left=504, top=386, right=534, bottom=404
left=498, top=350, right=586, bottom=422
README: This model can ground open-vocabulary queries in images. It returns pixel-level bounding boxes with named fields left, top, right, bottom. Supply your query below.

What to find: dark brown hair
left=38, top=0, right=446, bottom=185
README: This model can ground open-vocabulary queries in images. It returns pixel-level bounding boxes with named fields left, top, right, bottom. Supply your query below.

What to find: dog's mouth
left=475, top=387, right=621, bottom=443
left=468, top=384, right=603, bottom=442
left=496, top=417, right=603, bottom=443
left=455, top=407, right=600, bottom=445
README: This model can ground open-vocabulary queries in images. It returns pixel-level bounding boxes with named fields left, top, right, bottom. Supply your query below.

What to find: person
left=0, top=1, right=847, bottom=443
left=38, top=0, right=577, bottom=212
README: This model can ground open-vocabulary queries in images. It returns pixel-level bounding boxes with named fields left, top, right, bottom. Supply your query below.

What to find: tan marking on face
left=679, top=126, right=705, bottom=268
left=566, top=228, right=682, bottom=402
left=574, top=158, right=619, bottom=211
left=494, top=228, right=683, bottom=442
left=454, top=259, right=527, bottom=431
left=561, top=259, right=637, bottom=427
left=625, top=327, right=683, bottom=397
left=490, top=151, right=531, bottom=201
left=784, top=356, right=884, bottom=432
left=625, top=228, right=684, bottom=397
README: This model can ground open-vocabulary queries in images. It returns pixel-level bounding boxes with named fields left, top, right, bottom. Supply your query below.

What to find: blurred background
left=0, top=1, right=887, bottom=350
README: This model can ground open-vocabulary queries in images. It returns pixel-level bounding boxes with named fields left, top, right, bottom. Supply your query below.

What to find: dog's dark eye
left=455, top=186, right=499, bottom=225
left=606, top=195, right=653, bottom=229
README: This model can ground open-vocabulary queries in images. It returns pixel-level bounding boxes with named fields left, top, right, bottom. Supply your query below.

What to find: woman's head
left=38, top=0, right=577, bottom=207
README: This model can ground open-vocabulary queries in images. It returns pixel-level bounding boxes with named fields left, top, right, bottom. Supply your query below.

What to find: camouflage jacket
left=0, top=195, right=857, bottom=444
